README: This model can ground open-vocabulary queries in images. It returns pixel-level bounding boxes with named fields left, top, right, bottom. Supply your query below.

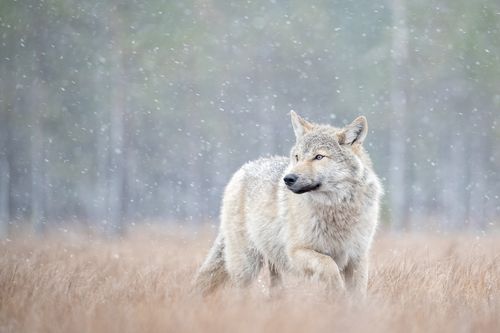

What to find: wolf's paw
left=320, top=261, right=345, bottom=290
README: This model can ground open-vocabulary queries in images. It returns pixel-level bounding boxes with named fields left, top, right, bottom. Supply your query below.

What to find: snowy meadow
left=1, top=228, right=499, bottom=333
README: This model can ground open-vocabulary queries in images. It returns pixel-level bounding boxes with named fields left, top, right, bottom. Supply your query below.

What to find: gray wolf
left=194, top=111, right=382, bottom=296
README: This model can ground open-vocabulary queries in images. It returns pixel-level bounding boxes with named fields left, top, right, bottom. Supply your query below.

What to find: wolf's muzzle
left=284, top=174, right=321, bottom=194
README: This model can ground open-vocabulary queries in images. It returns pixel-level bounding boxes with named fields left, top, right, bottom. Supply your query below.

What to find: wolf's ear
left=339, top=116, right=368, bottom=145
left=290, top=111, right=313, bottom=139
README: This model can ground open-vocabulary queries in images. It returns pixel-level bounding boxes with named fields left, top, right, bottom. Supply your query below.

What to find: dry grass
left=1, top=227, right=499, bottom=333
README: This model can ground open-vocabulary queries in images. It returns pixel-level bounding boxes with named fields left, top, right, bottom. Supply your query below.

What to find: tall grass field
left=1, top=228, right=499, bottom=332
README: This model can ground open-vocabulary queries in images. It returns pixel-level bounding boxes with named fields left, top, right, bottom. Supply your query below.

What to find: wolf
left=194, top=111, right=382, bottom=296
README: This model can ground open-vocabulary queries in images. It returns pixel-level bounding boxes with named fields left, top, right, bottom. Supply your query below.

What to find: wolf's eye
left=295, top=155, right=299, bottom=162
left=314, top=154, right=324, bottom=160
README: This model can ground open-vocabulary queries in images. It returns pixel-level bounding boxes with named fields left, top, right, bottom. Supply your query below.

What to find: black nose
left=283, top=174, right=298, bottom=186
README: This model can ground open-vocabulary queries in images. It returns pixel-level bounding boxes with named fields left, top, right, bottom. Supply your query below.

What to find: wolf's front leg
left=288, top=247, right=345, bottom=291
left=342, top=255, right=368, bottom=297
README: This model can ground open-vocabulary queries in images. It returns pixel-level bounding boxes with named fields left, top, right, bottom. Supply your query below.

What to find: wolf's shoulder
left=240, top=156, right=289, bottom=182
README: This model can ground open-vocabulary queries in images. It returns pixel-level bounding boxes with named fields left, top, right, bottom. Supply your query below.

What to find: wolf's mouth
left=288, top=183, right=321, bottom=194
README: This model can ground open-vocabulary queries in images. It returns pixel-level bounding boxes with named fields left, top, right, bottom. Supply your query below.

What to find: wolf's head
left=283, top=111, right=370, bottom=199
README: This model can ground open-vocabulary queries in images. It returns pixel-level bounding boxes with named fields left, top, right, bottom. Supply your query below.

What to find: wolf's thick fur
left=194, top=112, right=382, bottom=296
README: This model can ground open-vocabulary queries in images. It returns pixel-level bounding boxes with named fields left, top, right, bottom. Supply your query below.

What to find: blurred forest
left=0, top=0, right=499, bottom=235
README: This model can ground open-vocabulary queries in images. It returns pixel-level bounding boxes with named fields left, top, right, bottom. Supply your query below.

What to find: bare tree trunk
left=29, top=79, right=47, bottom=235
left=105, top=8, right=128, bottom=235
left=93, top=63, right=128, bottom=235
left=95, top=111, right=108, bottom=226
left=467, top=107, right=487, bottom=230
left=389, top=0, right=409, bottom=230
left=0, top=158, right=9, bottom=237
left=29, top=11, right=51, bottom=234
left=448, top=124, right=467, bottom=229
left=0, top=94, right=9, bottom=237
left=124, top=143, right=138, bottom=221
left=0, top=28, right=20, bottom=238
left=106, top=55, right=126, bottom=235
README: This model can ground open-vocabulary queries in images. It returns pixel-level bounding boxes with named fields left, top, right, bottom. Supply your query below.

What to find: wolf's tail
left=193, top=233, right=228, bottom=296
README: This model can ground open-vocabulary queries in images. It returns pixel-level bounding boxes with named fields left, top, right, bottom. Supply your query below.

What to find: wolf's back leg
left=224, top=238, right=263, bottom=287
left=193, top=233, right=228, bottom=295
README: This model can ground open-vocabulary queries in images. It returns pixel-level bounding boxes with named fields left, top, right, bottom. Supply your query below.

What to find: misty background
left=0, top=0, right=499, bottom=236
